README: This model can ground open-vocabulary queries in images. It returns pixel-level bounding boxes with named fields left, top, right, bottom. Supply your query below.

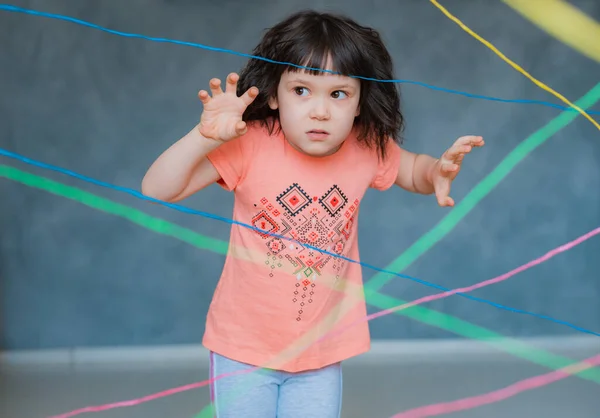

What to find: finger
left=240, top=86, right=259, bottom=107
left=225, top=73, right=239, bottom=94
left=435, top=189, right=454, bottom=207
left=209, top=78, right=223, bottom=96
left=198, top=90, right=210, bottom=105
left=470, top=136, right=485, bottom=147
left=235, top=120, right=247, bottom=136
left=434, top=183, right=453, bottom=207
left=456, top=135, right=484, bottom=147
left=440, top=163, right=459, bottom=174
left=445, top=145, right=471, bottom=160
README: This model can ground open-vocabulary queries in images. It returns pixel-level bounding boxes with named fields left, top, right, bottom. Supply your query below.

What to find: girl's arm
left=394, top=135, right=484, bottom=206
left=141, top=73, right=259, bottom=203
left=141, top=125, right=223, bottom=203
left=394, top=150, right=437, bottom=195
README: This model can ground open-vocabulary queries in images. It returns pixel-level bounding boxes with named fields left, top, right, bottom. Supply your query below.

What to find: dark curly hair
left=236, top=10, right=404, bottom=159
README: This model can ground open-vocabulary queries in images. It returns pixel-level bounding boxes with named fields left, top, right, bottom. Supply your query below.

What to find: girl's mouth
left=306, top=129, right=330, bottom=140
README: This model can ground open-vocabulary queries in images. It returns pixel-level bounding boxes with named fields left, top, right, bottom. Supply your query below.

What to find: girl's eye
left=331, top=91, right=348, bottom=99
left=294, top=87, right=308, bottom=96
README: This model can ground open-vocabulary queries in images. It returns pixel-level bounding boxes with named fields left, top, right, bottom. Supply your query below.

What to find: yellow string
left=428, top=0, right=600, bottom=131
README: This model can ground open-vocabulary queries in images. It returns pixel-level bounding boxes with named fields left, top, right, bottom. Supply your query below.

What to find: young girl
left=142, top=9, right=483, bottom=418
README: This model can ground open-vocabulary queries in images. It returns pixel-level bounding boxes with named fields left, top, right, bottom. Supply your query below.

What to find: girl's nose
left=309, top=99, right=330, bottom=120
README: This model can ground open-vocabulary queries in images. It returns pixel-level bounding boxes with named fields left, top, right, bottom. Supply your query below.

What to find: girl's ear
left=355, top=105, right=360, bottom=117
left=268, top=96, right=279, bottom=110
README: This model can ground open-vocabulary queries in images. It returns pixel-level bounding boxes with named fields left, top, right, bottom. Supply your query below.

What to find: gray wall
left=1, top=0, right=599, bottom=350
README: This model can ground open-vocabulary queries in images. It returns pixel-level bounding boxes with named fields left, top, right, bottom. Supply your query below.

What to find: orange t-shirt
left=203, top=122, right=401, bottom=372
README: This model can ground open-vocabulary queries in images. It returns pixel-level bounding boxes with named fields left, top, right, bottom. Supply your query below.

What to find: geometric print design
left=279, top=219, right=292, bottom=236
left=266, top=237, right=286, bottom=255
left=296, top=213, right=329, bottom=249
left=276, top=183, right=311, bottom=217
left=334, top=215, right=354, bottom=241
left=251, top=210, right=279, bottom=239
left=318, top=184, right=347, bottom=217
left=294, top=281, right=316, bottom=322
left=253, top=183, right=358, bottom=321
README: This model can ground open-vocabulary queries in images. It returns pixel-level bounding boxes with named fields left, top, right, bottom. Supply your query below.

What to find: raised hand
left=431, top=135, right=485, bottom=207
left=197, top=72, right=259, bottom=142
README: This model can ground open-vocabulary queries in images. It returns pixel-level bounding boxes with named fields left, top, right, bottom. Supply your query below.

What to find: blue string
left=1, top=147, right=598, bottom=338
left=1, top=3, right=600, bottom=115
left=1, top=3, right=598, bottom=337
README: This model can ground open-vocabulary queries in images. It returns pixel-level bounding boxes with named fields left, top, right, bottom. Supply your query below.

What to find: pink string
left=48, top=227, right=600, bottom=418
left=391, top=354, right=600, bottom=417
left=47, top=367, right=256, bottom=418
left=349, top=226, right=600, bottom=328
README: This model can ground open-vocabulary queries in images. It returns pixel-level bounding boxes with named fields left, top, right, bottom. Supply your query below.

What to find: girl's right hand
left=197, top=72, right=259, bottom=143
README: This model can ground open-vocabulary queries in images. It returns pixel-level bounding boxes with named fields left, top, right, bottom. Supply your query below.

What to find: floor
left=1, top=340, right=599, bottom=418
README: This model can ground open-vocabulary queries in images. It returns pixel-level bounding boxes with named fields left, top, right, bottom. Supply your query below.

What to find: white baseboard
left=1, top=336, right=598, bottom=371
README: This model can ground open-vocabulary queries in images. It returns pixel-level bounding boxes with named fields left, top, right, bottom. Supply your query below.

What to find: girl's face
left=268, top=65, right=361, bottom=157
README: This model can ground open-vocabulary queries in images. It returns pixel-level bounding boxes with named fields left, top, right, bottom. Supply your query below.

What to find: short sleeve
left=369, top=140, right=402, bottom=191
left=206, top=127, right=257, bottom=191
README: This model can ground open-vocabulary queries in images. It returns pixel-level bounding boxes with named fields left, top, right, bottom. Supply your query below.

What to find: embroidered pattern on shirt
left=252, top=183, right=359, bottom=322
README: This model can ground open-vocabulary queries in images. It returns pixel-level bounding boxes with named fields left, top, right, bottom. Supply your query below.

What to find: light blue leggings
left=209, top=352, right=343, bottom=417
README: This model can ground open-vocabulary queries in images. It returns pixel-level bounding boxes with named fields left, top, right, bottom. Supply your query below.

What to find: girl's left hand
left=431, top=135, right=485, bottom=207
